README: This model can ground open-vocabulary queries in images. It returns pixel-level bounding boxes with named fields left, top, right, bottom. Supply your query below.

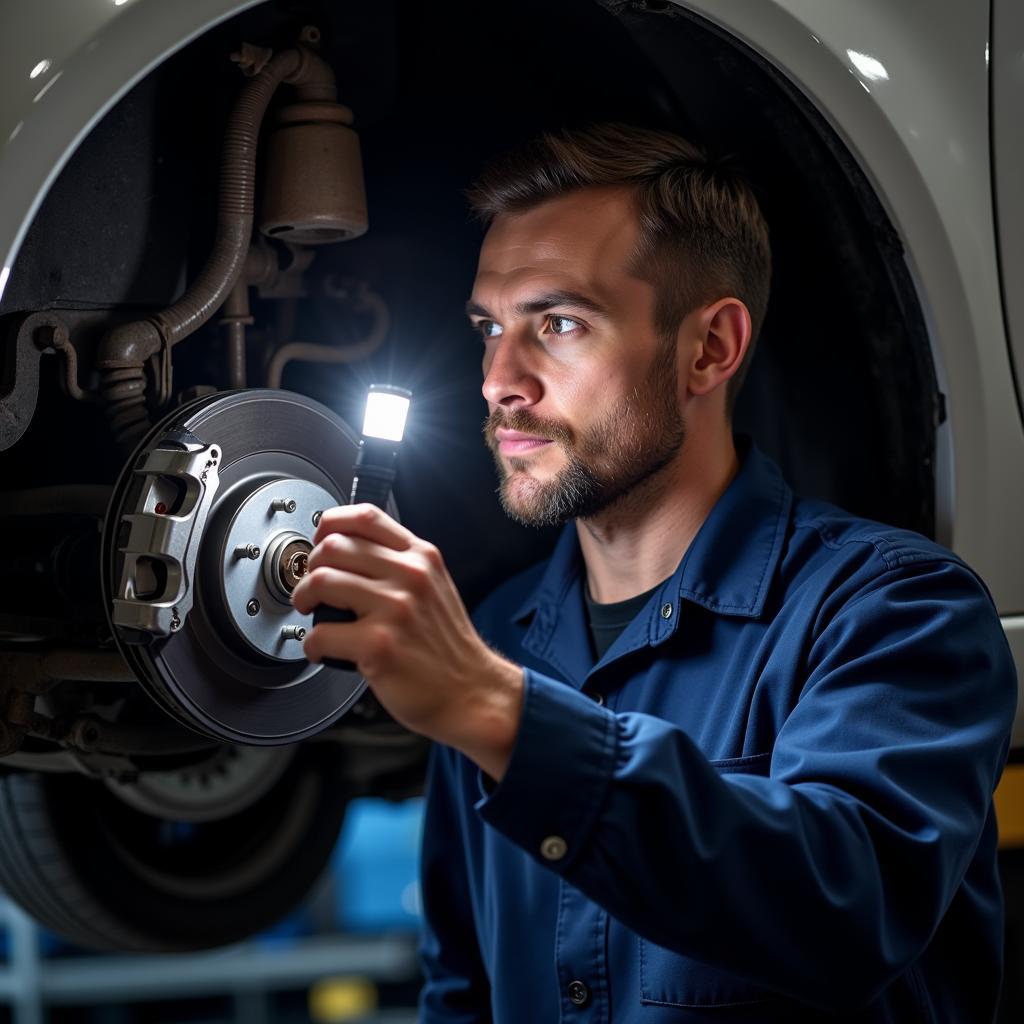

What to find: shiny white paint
left=993, top=0, right=1024, bottom=749
left=674, top=0, right=1024, bottom=617
left=1001, top=618, right=1024, bottom=749
left=992, top=0, right=1024, bottom=428
left=0, top=0, right=260, bottom=304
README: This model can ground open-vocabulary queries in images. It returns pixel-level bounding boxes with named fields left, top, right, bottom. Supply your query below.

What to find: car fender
left=674, top=0, right=1023, bottom=744
left=0, top=0, right=260, bottom=304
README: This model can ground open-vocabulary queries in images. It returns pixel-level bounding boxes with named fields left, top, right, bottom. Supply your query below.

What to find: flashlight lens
left=362, top=389, right=410, bottom=442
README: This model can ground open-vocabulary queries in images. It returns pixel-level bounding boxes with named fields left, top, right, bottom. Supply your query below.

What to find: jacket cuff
left=474, top=668, right=616, bottom=872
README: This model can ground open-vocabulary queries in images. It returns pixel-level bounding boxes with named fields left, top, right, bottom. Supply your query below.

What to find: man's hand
left=291, top=504, right=524, bottom=781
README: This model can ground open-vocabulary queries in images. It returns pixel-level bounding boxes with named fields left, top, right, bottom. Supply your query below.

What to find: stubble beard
left=483, top=339, right=686, bottom=528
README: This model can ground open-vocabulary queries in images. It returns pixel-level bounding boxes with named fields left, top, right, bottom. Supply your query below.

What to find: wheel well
left=0, top=0, right=937, bottom=605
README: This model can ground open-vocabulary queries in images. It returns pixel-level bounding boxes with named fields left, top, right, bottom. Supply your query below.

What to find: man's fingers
left=291, top=566, right=377, bottom=616
left=314, top=504, right=416, bottom=551
left=306, top=532, right=402, bottom=578
left=302, top=620, right=360, bottom=666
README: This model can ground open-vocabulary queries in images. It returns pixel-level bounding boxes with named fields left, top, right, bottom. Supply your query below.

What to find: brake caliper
left=111, top=429, right=220, bottom=639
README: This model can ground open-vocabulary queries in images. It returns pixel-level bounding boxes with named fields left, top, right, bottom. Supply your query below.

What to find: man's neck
left=576, top=424, right=740, bottom=604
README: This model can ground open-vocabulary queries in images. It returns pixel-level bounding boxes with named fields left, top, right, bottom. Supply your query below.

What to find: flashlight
left=313, top=384, right=412, bottom=670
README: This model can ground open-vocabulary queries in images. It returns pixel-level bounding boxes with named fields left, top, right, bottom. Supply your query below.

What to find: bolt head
left=246, top=599, right=260, bottom=616
left=312, top=510, right=323, bottom=527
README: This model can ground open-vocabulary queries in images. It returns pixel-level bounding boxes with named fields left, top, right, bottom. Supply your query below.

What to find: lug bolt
left=246, top=599, right=260, bottom=616
left=271, top=498, right=297, bottom=513
left=312, top=510, right=323, bottom=527
left=235, top=543, right=261, bottom=560
left=281, top=625, right=307, bottom=640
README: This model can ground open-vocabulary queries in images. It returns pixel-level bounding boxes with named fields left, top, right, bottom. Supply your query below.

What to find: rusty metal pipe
left=96, top=43, right=338, bottom=448
left=221, top=277, right=252, bottom=389
left=0, top=650, right=135, bottom=756
left=266, top=288, right=389, bottom=389
left=0, top=649, right=135, bottom=687
left=64, top=716, right=219, bottom=756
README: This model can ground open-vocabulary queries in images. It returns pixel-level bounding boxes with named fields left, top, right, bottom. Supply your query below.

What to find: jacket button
left=568, top=980, right=590, bottom=1006
left=660, top=602, right=673, bottom=619
left=540, top=835, right=568, bottom=861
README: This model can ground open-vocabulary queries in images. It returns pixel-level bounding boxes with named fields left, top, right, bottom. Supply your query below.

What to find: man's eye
left=547, top=315, right=582, bottom=336
left=476, top=320, right=503, bottom=339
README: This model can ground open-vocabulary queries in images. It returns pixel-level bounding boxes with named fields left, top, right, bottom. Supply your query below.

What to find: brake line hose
left=96, top=43, right=337, bottom=450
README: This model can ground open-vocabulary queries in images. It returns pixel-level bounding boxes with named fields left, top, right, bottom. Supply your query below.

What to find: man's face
left=468, top=185, right=685, bottom=527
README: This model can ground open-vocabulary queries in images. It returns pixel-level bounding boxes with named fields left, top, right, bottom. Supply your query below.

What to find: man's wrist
left=448, top=650, right=525, bottom=782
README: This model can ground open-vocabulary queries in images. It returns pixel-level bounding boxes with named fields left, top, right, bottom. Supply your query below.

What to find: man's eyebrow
left=465, top=291, right=610, bottom=320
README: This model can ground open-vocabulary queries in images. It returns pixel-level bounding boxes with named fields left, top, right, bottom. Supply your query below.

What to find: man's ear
left=686, top=298, right=752, bottom=398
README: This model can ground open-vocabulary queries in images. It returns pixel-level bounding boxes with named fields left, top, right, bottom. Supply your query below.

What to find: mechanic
left=291, top=123, right=1018, bottom=1021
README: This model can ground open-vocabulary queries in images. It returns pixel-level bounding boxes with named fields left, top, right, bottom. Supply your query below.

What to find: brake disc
left=101, top=390, right=393, bottom=746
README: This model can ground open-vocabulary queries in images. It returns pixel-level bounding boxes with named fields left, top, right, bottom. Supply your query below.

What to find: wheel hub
left=217, top=477, right=331, bottom=663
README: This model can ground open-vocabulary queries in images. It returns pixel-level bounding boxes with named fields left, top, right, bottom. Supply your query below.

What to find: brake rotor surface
left=102, top=390, right=394, bottom=745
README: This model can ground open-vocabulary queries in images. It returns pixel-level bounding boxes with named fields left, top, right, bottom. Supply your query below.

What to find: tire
left=0, top=747, right=349, bottom=951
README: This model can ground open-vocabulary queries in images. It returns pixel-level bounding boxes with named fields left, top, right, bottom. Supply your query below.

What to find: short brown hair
left=466, top=123, right=771, bottom=416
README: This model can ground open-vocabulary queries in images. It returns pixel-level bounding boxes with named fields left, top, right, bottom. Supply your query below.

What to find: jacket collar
left=511, top=436, right=792, bottom=635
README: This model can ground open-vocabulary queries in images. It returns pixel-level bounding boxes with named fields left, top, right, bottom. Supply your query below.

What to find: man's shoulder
left=782, top=494, right=1015, bottom=729
left=780, top=494, right=1004, bottom=623
left=789, top=493, right=964, bottom=574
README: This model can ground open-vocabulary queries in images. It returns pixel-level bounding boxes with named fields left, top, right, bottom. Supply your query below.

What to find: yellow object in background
left=995, top=764, right=1024, bottom=848
left=309, top=976, right=379, bottom=1022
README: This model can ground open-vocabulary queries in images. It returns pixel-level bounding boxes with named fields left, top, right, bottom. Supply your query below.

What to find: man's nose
left=482, top=336, right=542, bottom=409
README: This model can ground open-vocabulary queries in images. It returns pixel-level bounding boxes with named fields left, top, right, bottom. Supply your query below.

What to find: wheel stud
left=235, top=543, right=261, bottom=560
left=281, top=625, right=306, bottom=640
left=271, top=498, right=297, bottom=513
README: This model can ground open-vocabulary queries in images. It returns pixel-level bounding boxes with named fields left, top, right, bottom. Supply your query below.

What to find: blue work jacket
left=418, top=439, right=1017, bottom=1022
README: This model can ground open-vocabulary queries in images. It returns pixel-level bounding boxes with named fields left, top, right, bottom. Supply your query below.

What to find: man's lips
left=495, top=428, right=553, bottom=456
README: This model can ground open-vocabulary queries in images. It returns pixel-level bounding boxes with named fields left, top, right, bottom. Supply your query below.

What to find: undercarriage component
left=102, top=389, right=382, bottom=746
left=259, top=97, right=368, bottom=244
left=0, top=496, right=110, bottom=646
left=105, top=744, right=296, bottom=823
left=264, top=279, right=390, bottom=389
left=111, top=432, right=221, bottom=639
left=95, top=35, right=364, bottom=451
left=0, top=745, right=350, bottom=951
left=0, top=312, right=66, bottom=452
left=0, top=650, right=135, bottom=755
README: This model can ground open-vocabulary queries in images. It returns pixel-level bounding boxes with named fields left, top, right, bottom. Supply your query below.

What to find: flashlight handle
left=350, top=465, right=395, bottom=509
left=349, top=440, right=398, bottom=508
left=313, top=447, right=397, bottom=672
left=312, top=605, right=358, bottom=672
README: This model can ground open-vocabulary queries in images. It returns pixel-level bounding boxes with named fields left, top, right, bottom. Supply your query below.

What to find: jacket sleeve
left=475, top=557, right=1018, bottom=1010
left=418, top=742, right=493, bottom=1024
